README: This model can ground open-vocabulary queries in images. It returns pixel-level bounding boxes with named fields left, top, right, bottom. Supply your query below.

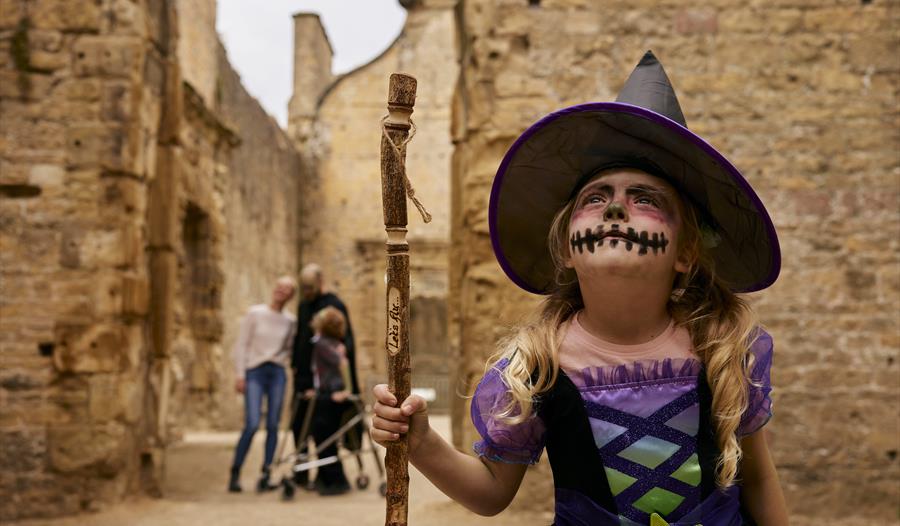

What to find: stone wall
left=288, top=14, right=334, bottom=145
left=449, top=0, right=899, bottom=520
left=175, top=0, right=218, bottom=107
left=0, top=0, right=302, bottom=519
left=0, top=0, right=176, bottom=518
left=213, top=42, right=302, bottom=429
left=290, top=0, right=458, bottom=401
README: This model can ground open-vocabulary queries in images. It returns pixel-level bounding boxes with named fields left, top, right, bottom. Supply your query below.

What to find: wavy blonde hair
left=488, top=183, right=759, bottom=489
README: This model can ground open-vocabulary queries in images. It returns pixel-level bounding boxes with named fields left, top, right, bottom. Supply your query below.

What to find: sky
left=217, top=0, right=407, bottom=128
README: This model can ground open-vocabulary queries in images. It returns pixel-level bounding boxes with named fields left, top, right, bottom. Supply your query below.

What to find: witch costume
left=471, top=51, right=781, bottom=525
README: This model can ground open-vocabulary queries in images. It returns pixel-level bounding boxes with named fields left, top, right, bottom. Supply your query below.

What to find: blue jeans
left=231, top=362, right=286, bottom=474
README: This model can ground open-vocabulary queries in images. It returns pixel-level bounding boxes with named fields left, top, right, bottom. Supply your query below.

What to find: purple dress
left=472, top=330, right=774, bottom=526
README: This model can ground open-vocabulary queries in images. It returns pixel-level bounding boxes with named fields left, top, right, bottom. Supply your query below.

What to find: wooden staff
left=380, top=73, right=417, bottom=526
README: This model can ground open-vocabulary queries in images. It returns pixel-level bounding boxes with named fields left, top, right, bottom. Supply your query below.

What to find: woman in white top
left=228, top=276, right=297, bottom=493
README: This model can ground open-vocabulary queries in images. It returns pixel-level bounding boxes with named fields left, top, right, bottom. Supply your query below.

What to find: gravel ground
left=10, top=415, right=892, bottom=526
left=12, top=416, right=538, bottom=526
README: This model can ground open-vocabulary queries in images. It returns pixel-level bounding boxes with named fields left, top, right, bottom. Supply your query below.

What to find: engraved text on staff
left=387, top=287, right=402, bottom=356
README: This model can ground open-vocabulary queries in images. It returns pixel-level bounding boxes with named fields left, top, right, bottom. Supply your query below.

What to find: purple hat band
left=489, top=101, right=781, bottom=294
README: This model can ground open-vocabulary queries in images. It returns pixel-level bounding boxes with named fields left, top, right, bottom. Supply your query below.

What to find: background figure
left=309, top=307, right=353, bottom=495
left=291, top=263, right=360, bottom=489
left=228, top=276, right=297, bottom=493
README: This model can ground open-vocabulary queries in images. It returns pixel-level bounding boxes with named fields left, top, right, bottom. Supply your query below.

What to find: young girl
left=309, top=306, right=354, bottom=495
left=372, top=51, right=788, bottom=525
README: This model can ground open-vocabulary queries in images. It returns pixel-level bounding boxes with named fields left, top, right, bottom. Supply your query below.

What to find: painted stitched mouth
left=570, top=224, right=669, bottom=256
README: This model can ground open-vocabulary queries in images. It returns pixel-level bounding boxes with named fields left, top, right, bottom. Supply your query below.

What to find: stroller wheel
left=282, top=479, right=296, bottom=501
left=379, top=481, right=387, bottom=497
left=355, top=474, right=370, bottom=490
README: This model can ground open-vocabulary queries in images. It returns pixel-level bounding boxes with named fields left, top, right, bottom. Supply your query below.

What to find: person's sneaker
left=256, top=470, right=276, bottom=493
left=293, top=469, right=312, bottom=489
left=228, top=473, right=242, bottom=493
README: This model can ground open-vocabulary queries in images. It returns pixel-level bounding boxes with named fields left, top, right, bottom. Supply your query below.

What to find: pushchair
left=271, top=391, right=386, bottom=500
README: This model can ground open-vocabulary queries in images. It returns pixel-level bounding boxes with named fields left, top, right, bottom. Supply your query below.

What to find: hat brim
left=489, top=102, right=781, bottom=294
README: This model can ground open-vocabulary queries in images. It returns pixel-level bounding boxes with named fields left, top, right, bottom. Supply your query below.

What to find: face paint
left=570, top=224, right=669, bottom=256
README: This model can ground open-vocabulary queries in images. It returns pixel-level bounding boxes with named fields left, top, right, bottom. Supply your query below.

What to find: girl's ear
left=674, top=239, right=697, bottom=274
left=674, top=253, right=691, bottom=274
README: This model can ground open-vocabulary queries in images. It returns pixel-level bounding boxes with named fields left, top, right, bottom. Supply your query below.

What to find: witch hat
left=489, top=51, right=780, bottom=294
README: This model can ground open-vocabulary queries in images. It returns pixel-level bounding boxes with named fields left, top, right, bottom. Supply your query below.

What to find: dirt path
left=14, top=416, right=544, bottom=526
left=10, top=414, right=884, bottom=526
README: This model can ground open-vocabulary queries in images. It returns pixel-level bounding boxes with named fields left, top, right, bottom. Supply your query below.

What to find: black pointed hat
left=489, top=51, right=780, bottom=294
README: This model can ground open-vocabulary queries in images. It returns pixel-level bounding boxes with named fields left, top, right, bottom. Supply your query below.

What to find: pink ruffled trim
left=573, top=357, right=702, bottom=389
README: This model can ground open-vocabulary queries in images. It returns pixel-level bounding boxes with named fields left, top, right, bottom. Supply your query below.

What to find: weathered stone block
left=104, top=0, right=149, bottom=37
left=30, top=0, right=102, bottom=32
left=27, top=30, right=67, bottom=71
left=28, top=164, right=64, bottom=189
left=1, top=390, right=56, bottom=426
left=100, top=81, right=138, bottom=123
left=81, top=222, right=142, bottom=270
left=72, top=36, right=143, bottom=79
left=148, top=252, right=177, bottom=358
left=65, top=124, right=133, bottom=172
left=0, top=369, right=47, bottom=391
left=52, top=323, right=129, bottom=373
left=2, top=227, right=59, bottom=270
left=190, top=309, right=224, bottom=341
left=46, top=375, right=89, bottom=425
left=147, top=145, right=181, bottom=248
left=122, top=274, right=150, bottom=316
left=58, top=77, right=103, bottom=101
left=0, top=1, right=24, bottom=30
left=58, top=225, right=82, bottom=269
left=803, top=6, right=889, bottom=33
left=6, top=120, right=66, bottom=154
left=846, top=34, right=900, bottom=73
left=0, top=70, right=54, bottom=102
left=189, top=355, right=213, bottom=391
left=674, top=8, right=719, bottom=34
left=88, top=373, right=142, bottom=423
left=101, top=174, right=146, bottom=218
left=47, top=422, right=127, bottom=475
left=0, top=429, right=46, bottom=473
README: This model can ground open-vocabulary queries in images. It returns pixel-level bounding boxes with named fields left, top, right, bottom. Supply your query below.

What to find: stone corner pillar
left=287, top=13, right=334, bottom=143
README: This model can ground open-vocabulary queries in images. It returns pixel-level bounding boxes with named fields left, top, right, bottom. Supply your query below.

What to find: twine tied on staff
left=379, top=73, right=421, bottom=526
left=380, top=116, right=432, bottom=224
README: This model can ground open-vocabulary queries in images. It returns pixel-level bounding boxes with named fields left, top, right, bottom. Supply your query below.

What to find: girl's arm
left=740, top=429, right=789, bottom=525
left=371, top=384, right=527, bottom=515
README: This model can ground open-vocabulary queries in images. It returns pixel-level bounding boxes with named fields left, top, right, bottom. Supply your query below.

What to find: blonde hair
left=312, top=306, right=347, bottom=340
left=489, top=185, right=759, bottom=489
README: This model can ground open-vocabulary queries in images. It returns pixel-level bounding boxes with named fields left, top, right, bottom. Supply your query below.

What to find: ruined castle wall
left=175, top=0, right=218, bottom=107
left=297, top=1, right=457, bottom=395
left=0, top=0, right=302, bottom=519
left=213, top=43, right=302, bottom=429
left=450, top=0, right=899, bottom=519
left=288, top=14, right=334, bottom=142
left=163, top=0, right=302, bottom=433
left=0, top=0, right=171, bottom=518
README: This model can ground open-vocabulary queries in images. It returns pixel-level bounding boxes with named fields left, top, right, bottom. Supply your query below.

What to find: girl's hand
left=235, top=378, right=246, bottom=394
left=331, top=390, right=350, bottom=403
left=371, top=383, right=430, bottom=455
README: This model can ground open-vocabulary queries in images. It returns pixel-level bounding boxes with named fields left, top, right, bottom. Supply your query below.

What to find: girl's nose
left=604, top=202, right=628, bottom=222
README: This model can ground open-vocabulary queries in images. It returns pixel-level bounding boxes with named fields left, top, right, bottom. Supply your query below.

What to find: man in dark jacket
left=290, top=263, right=359, bottom=494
